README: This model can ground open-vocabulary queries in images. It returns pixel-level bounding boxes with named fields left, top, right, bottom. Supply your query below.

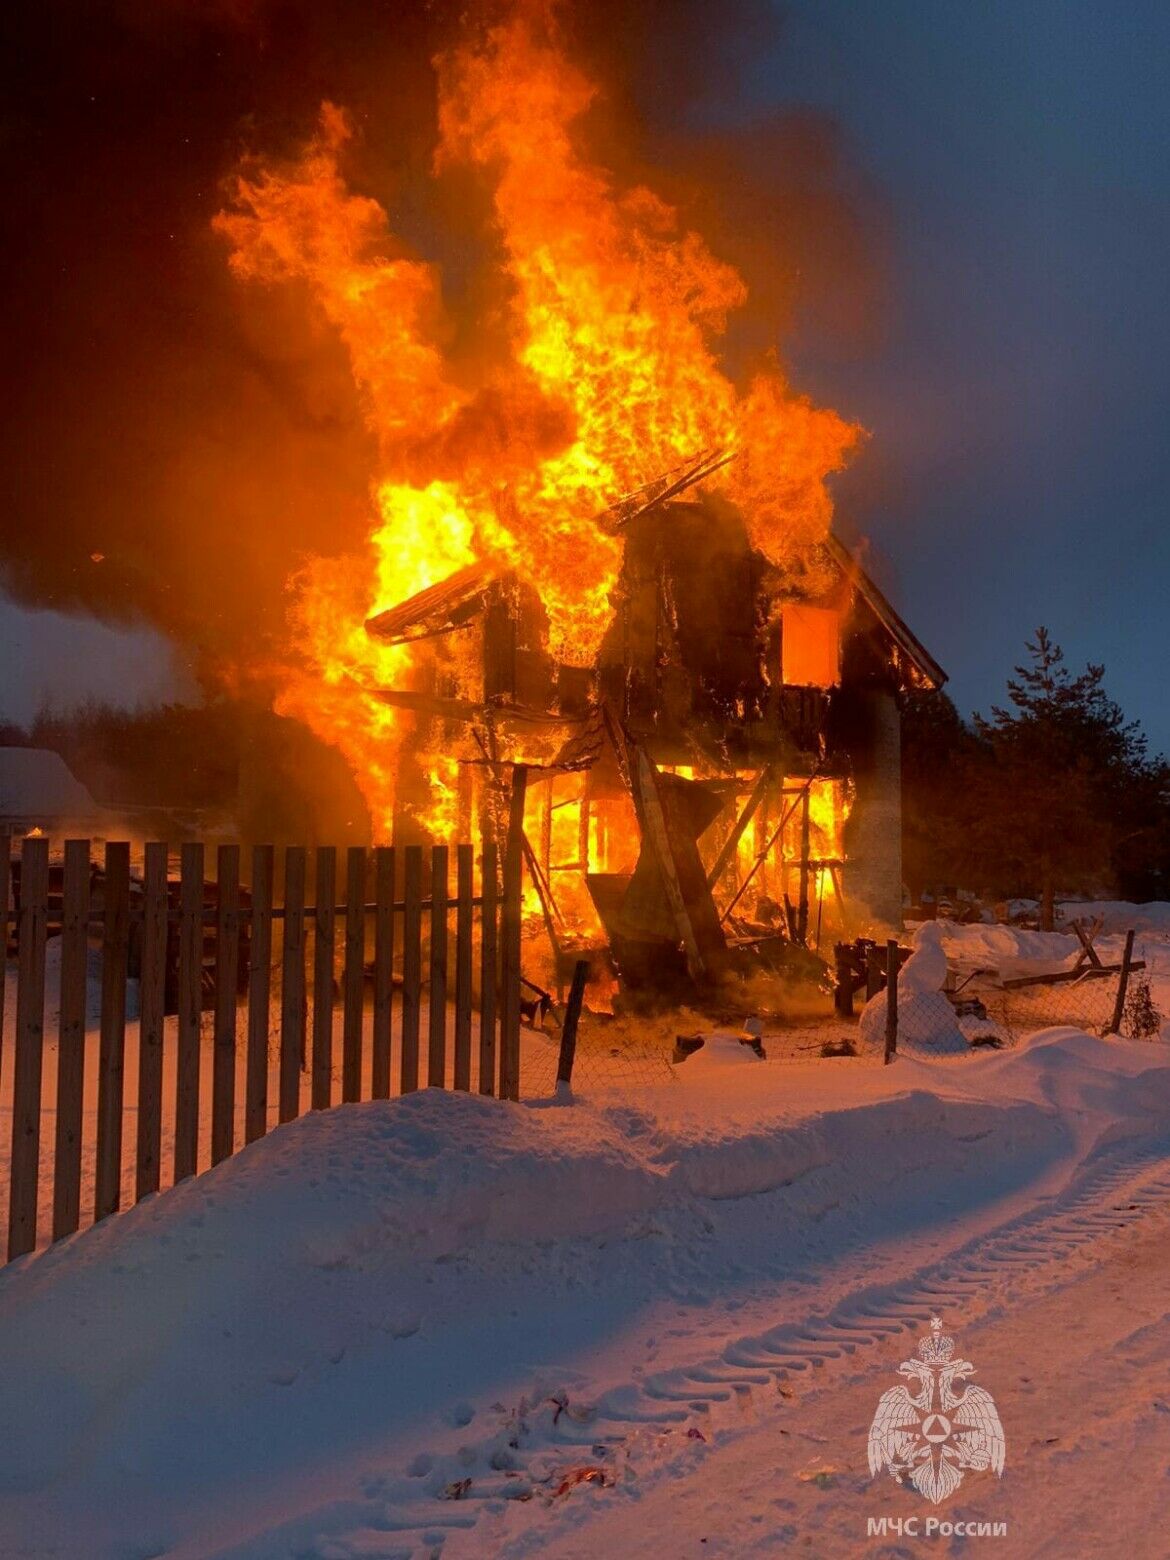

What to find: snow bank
left=3, top=1033, right=1170, bottom=1558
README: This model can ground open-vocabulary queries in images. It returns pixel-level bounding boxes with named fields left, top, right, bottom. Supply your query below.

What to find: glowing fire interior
left=213, top=1, right=859, bottom=844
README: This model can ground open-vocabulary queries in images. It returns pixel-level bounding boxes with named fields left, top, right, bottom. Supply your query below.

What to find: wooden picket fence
left=0, top=834, right=523, bottom=1264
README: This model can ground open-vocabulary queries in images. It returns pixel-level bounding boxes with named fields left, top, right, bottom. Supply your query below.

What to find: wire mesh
left=520, top=1017, right=677, bottom=1096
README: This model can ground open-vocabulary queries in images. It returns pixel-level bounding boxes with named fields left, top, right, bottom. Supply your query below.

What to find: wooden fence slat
left=454, top=844, right=474, bottom=1090
left=342, top=846, right=366, bottom=1103
left=428, top=846, right=449, bottom=1087
left=246, top=845, right=274, bottom=1143
left=0, top=833, right=10, bottom=1086
left=499, top=766, right=527, bottom=1101
left=312, top=846, right=336, bottom=1110
left=95, top=840, right=130, bottom=1221
left=133, top=842, right=168, bottom=1204
left=7, top=835, right=49, bottom=1260
left=279, top=846, right=306, bottom=1123
left=53, top=839, right=91, bottom=1237
left=211, top=844, right=240, bottom=1165
left=400, top=845, right=423, bottom=1093
left=372, top=846, right=395, bottom=1100
left=479, top=841, right=498, bottom=1096
left=174, top=841, right=204, bottom=1183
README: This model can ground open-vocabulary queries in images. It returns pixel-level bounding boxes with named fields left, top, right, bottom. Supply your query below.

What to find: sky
left=759, top=0, right=1170, bottom=745
left=1, top=0, right=1167, bottom=746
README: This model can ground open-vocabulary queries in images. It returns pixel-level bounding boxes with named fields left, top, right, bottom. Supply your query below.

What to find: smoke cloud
left=0, top=0, right=885, bottom=697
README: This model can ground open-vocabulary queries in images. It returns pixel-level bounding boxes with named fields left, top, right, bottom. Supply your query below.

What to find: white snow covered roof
left=0, top=746, right=102, bottom=820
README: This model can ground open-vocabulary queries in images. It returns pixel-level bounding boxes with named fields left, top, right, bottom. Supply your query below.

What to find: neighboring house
left=0, top=747, right=110, bottom=837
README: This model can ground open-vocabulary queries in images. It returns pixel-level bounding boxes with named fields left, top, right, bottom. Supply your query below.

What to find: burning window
left=781, top=605, right=839, bottom=688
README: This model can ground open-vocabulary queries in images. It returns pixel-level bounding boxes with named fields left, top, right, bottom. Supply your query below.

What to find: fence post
left=211, top=843, right=240, bottom=1166
left=1108, top=929, right=1137, bottom=1035
left=479, top=841, right=498, bottom=1096
left=556, top=959, right=590, bottom=1096
left=279, top=846, right=306, bottom=1122
left=311, top=846, right=336, bottom=1111
left=453, top=844, right=474, bottom=1090
left=499, top=766, right=528, bottom=1102
left=341, top=847, right=366, bottom=1103
left=0, top=833, right=10, bottom=1085
left=372, top=846, right=395, bottom=1099
left=7, top=835, right=49, bottom=1260
left=53, top=839, right=91, bottom=1237
left=175, top=841, right=204, bottom=1184
left=95, top=841, right=130, bottom=1221
left=134, top=841, right=168, bottom=1202
left=428, top=846, right=449, bottom=1086
left=884, top=938, right=899, bottom=1064
left=401, top=845, right=423, bottom=1093
left=246, top=845, right=274, bottom=1144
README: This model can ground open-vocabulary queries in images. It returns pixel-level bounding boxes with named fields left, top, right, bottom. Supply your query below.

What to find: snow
left=3, top=1010, right=1170, bottom=1557
left=858, top=922, right=969, bottom=1055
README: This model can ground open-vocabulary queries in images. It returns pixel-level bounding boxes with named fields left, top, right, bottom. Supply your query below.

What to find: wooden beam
left=632, top=749, right=728, bottom=980
left=134, top=842, right=168, bottom=1198
left=54, top=839, right=91, bottom=1235
left=706, top=767, right=772, bottom=890
left=95, top=841, right=130, bottom=1220
left=499, top=765, right=528, bottom=1101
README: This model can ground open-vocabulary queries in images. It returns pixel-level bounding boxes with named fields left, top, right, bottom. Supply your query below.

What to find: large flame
left=214, top=1, right=860, bottom=838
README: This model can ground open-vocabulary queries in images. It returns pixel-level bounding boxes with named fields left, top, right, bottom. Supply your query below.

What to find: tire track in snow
left=225, top=1132, right=1170, bottom=1560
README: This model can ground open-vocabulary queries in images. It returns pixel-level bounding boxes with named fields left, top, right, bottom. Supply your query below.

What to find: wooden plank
left=53, top=839, right=92, bottom=1237
left=400, top=845, right=423, bottom=1093
left=133, top=842, right=167, bottom=1204
left=7, top=835, right=49, bottom=1260
left=0, top=833, right=10, bottom=1086
left=95, top=840, right=130, bottom=1221
left=479, top=842, right=498, bottom=1096
left=210, top=844, right=240, bottom=1165
left=428, top=845, right=449, bottom=1087
left=499, top=766, right=527, bottom=1102
left=453, top=844, right=474, bottom=1090
left=174, top=841, right=204, bottom=1184
left=342, top=846, right=366, bottom=1103
left=372, top=846, right=395, bottom=1099
left=797, top=786, right=811, bottom=945
left=1109, top=928, right=1137, bottom=1035
left=632, top=749, right=719, bottom=978
left=246, top=845, right=274, bottom=1143
left=312, top=846, right=336, bottom=1110
left=279, top=846, right=306, bottom=1123
left=1001, top=961, right=1144, bottom=990
left=556, top=959, right=590, bottom=1091
left=706, top=767, right=771, bottom=890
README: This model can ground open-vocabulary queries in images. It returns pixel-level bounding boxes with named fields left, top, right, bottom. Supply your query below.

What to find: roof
left=0, top=748, right=102, bottom=820
left=365, top=561, right=497, bottom=643
left=362, top=524, right=947, bottom=690
left=824, top=533, right=948, bottom=690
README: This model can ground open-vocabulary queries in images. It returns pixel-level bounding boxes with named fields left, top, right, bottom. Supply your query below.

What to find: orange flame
left=214, top=2, right=860, bottom=837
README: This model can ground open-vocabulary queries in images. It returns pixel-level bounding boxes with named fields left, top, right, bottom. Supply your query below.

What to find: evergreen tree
left=971, top=629, right=1151, bottom=928
left=900, top=689, right=979, bottom=905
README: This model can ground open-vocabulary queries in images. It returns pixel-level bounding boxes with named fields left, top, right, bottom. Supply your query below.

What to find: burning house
left=363, top=452, right=945, bottom=996
left=213, top=4, right=947, bottom=1002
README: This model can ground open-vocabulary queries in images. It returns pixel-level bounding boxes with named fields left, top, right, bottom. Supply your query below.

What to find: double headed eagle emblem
left=868, top=1317, right=1006, bottom=1504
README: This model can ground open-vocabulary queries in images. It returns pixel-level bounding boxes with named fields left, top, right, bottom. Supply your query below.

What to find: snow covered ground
left=2, top=1010, right=1170, bottom=1558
